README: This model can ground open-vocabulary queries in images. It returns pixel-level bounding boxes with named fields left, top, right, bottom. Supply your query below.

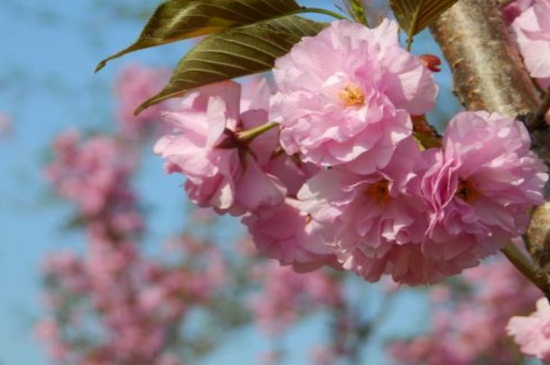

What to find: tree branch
left=430, top=0, right=539, bottom=115
left=430, top=0, right=550, bottom=293
left=501, top=242, right=550, bottom=299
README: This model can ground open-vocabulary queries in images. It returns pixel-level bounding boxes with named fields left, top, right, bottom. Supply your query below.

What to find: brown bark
left=430, top=0, right=550, bottom=294
left=431, top=0, right=538, bottom=115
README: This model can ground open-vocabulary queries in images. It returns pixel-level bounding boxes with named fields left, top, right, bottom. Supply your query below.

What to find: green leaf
left=135, top=16, right=326, bottom=114
left=95, top=0, right=302, bottom=72
left=389, top=0, right=460, bottom=47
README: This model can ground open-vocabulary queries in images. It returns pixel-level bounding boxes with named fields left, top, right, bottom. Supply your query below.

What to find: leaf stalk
left=237, top=121, right=279, bottom=144
left=299, top=7, right=349, bottom=21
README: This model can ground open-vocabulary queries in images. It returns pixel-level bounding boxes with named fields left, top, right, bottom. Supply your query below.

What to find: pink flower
left=365, top=111, right=546, bottom=284
left=502, top=0, right=534, bottom=25
left=391, top=256, right=541, bottom=365
left=34, top=319, right=70, bottom=362
left=154, top=80, right=286, bottom=215
left=42, top=251, right=89, bottom=293
left=242, top=197, right=337, bottom=272
left=45, top=132, right=139, bottom=224
left=422, top=111, right=547, bottom=265
left=508, top=297, right=550, bottom=361
left=260, top=152, right=319, bottom=197
left=301, top=111, right=546, bottom=285
left=249, top=262, right=342, bottom=335
left=271, top=19, right=437, bottom=172
left=509, top=0, right=550, bottom=88
left=156, top=354, right=181, bottom=365
left=114, top=64, right=169, bottom=138
left=0, top=112, right=12, bottom=139
left=309, top=346, right=338, bottom=365
left=299, top=139, right=431, bottom=284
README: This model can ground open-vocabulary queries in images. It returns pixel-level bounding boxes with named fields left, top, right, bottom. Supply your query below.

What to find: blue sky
left=0, top=1, right=184, bottom=363
left=0, top=1, right=461, bottom=364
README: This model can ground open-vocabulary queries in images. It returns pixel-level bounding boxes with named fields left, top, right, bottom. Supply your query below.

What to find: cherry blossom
left=114, top=64, right=169, bottom=137
left=298, top=138, right=430, bottom=283
left=154, top=80, right=286, bottom=215
left=391, top=257, right=541, bottom=365
left=249, top=262, right=343, bottom=335
left=422, top=111, right=547, bottom=267
left=270, top=19, right=437, bottom=171
left=508, top=297, right=550, bottom=362
left=242, top=197, right=337, bottom=272
left=509, top=0, right=550, bottom=88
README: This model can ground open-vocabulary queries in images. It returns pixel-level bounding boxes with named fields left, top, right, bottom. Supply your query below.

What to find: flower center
left=339, top=84, right=365, bottom=107
left=455, top=178, right=481, bottom=203
left=365, top=179, right=390, bottom=205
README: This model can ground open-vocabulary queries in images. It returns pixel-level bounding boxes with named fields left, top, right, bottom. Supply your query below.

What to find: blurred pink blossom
left=391, top=257, right=541, bottom=365
left=34, top=319, right=70, bottom=362
left=309, top=346, right=338, bottom=365
left=0, top=112, right=12, bottom=139
left=115, top=64, right=169, bottom=138
left=508, top=297, right=550, bottom=362
left=45, top=131, right=140, bottom=226
left=249, top=262, right=343, bottom=335
left=40, top=128, right=231, bottom=365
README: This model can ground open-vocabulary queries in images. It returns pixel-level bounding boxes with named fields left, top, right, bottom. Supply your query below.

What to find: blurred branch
left=532, top=86, right=550, bottom=129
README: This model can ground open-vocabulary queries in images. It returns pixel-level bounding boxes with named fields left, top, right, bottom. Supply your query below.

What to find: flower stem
left=299, top=7, right=349, bottom=21
left=501, top=241, right=550, bottom=299
left=534, top=86, right=550, bottom=126
left=411, top=115, right=442, bottom=149
left=237, top=122, right=279, bottom=144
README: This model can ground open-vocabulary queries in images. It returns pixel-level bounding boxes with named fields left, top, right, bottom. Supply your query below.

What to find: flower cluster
left=44, top=131, right=142, bottom=230
left=249, top=261, right=343, bottom=335
left=155, top=19, right=547, bottom=285
left=39, top=129, right=230, bottom=365
left=36, top=235, right=227, bottom=365
left=389, top=255, right=541, bottom=365
left=114, top=64, right=170, bottom=138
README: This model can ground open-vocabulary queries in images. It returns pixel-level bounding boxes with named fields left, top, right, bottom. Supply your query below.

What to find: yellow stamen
left=339, top=84, right=365, bottom=107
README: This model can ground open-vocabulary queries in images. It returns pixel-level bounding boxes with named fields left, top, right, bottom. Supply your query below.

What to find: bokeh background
left=0, top=1, right=462, bottom=364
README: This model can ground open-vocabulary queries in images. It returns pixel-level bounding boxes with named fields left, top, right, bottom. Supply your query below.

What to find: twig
left=501, top=242, right=550, bottom=300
